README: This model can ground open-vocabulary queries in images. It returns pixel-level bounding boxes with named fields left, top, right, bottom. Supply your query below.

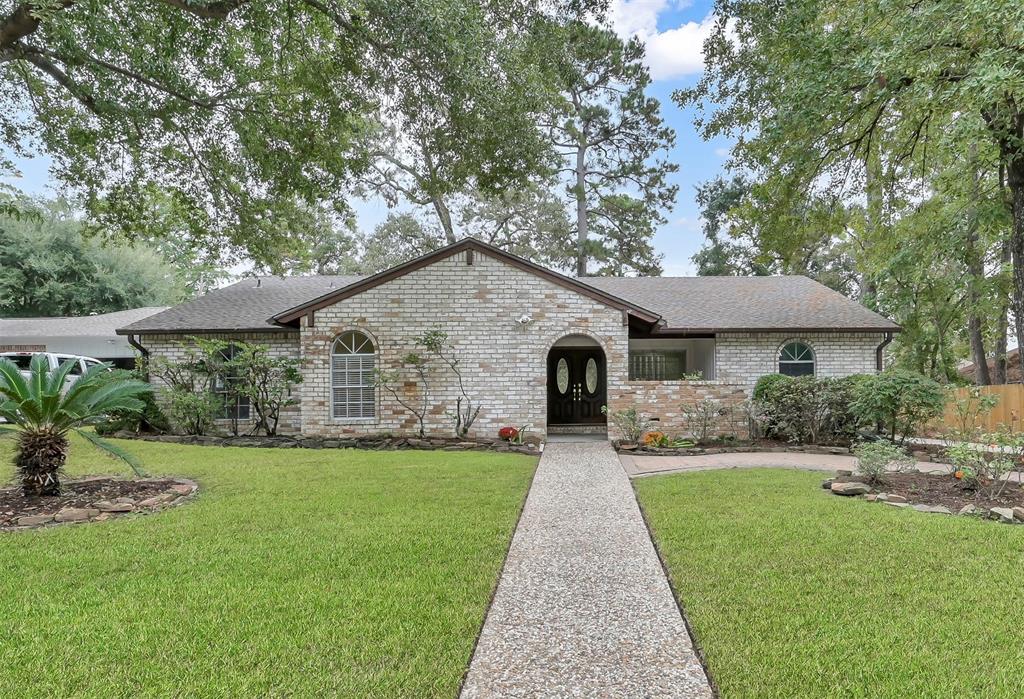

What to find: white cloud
left=609, top=1, right=728, bottom=82
left=714, top=146, right=730, bottom=158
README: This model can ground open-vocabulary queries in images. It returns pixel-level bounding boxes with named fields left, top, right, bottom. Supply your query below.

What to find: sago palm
left=0, top=355, right=152, bottom=497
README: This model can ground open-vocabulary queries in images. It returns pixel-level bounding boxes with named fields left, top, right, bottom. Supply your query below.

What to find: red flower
left=499, top=426, right=519, bottom=441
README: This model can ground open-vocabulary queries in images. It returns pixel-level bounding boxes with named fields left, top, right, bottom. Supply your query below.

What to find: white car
left=0, top=352, right=109, bottom=385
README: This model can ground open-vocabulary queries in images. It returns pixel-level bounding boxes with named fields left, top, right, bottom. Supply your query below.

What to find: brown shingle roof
left=118, top=243, right=898, bottom=335
left=117, top=276, right=362, bottom=334
left=582, top=275, right=898, bottom=332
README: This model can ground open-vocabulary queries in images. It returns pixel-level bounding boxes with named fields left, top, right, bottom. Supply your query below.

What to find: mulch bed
left=849, top=472, right=1024, bottom=511
left=0, top=477, right=184, bottom=528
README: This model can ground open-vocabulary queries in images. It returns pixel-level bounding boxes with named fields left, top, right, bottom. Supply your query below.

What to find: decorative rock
left=990, top=507, right=1016, bottom=523
left=912, top=504, right=951, bottom=515
left=883, top=501, right=910, bottom=508
left=836, top=469, right=853, bottom=477
left=618, top=443, right=638, bottom=451
left=17, top=514, right=53, bottom=526
left=864, top=494, right=877, bottom=502
left=138, top=493, right=176, bottom=508
left=169, top=484, right=193, bottom=495
left=884, top=494, right=908, bottom=504
left=821, top=479, right=833, bottom=490
left=958, top=504, right=980, bottom=516
left=54, top=507, right=99, bottom=522
left=114, top=497, right=136, bottom=505
left=1014, top=507, right=1024, bottom=522
left=95, top=501, right=135, bottom=513
left=830, top=481, right=870, bottom=496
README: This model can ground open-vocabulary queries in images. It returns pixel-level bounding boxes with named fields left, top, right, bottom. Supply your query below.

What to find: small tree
left=417, top=329, right=482, bottom=438
left=681, top=398, right=721, bottom=443
left=376, top=353, right=432, bottom=438
left=601, top=406, right=654, bottom=444
left=852, top=370, right=945, bottom=444
left=227, top=343, right=302, bottom=436
left=146, top=343, right=222, bottom=436
left=853, top=440, right=915, bottom=485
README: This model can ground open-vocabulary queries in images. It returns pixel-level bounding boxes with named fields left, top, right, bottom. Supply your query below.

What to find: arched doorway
left=547, top=335, right=607, bottom=428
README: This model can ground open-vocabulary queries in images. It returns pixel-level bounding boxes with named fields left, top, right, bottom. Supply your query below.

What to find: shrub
left=167, top=389, right=219, bottom=436
left=680, top=398, right=722, bottom=443
left=853, top=440, right=915, bottom=484
left=753, top=373, right=790, bottom=402
left=851, top=369, right=945, bottom=443
left=643, top=430, right=669, bottom=447
left=94, top=369, right=171, bottom=436
left=602, top=406, right=653, bottom=443
left=754, top=374, right=865, bottom=444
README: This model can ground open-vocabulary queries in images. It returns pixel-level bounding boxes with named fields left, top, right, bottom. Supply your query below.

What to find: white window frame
left=778, top=341, right=816, bottom=377
left=331, top=331, right=376, bottom=420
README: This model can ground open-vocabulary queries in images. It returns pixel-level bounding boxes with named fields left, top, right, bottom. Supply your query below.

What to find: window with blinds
left=629, top=351, right=687, bottom=381
left=331, top=331, right=376, bottom=419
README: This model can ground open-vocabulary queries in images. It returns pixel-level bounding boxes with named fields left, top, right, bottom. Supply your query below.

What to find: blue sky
left=5, top=0, right=728, bottom=276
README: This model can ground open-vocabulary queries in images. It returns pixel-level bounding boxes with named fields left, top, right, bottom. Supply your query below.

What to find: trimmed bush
left=94, top=369, right=171, bottom=436
left=851, top=369, right=944, bottom=443
left=754, top=374, right=866, bottom=444
left=853, top=439, right=915, bottom=484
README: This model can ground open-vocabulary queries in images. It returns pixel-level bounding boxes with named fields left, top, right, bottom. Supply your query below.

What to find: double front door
left=547, top=349, right=606, bottom=425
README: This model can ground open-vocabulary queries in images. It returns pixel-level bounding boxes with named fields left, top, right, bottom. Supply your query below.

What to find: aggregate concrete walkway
left=461, top=441, right=712, bottom=699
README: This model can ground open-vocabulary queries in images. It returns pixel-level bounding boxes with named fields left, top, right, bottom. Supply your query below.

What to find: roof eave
left=115, top=326, right=295, bottom=336
left=652, top=325, right=901, bottom=335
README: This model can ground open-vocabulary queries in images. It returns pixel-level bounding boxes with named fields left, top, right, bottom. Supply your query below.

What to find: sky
left=5, top=0, right=730, bottom=277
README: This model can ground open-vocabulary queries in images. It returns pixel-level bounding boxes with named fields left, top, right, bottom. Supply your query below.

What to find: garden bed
left=110, top=431, right=539, bottom=454
left=1, top=477, right=198, bottom=529
left=827, top=472, right=1024, bottom=520
left=617, top=439, right=853, bottom=456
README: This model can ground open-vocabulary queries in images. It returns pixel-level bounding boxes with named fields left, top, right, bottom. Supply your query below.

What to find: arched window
left=778, top=341, right=815, bottom=377
left=332, top=331, right=376, bottom=419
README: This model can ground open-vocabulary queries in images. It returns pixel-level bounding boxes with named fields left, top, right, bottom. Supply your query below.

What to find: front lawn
left=0, top=435, right=535, bottom=698
left=635, top=468, right=1024, bottom=697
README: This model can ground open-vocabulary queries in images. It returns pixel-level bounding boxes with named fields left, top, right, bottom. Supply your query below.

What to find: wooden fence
left=932, top=384, right=1024, bottom=435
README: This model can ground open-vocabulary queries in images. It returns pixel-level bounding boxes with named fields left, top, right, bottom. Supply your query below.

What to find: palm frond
left=74, top=429, right=147, bottom=477
left=0, top=358, right=31, bottom=402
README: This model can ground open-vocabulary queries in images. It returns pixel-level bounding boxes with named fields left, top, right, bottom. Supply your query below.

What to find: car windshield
left=3, top=355, right=35, bottom=370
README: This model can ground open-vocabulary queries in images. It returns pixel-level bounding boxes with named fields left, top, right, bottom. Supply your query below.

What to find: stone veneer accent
left=140, top=331, right=302, bottom=435
left=141, top=257, right=888, bottom=441
left=300, top=250, right=628, bottom=438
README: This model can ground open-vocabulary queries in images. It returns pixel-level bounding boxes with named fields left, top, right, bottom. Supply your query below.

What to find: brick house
left=117, top=239, right=899, bottom=440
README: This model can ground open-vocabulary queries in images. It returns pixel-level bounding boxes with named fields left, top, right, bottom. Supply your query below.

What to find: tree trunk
left=16, top=428, right=68, bottom=497
left=1009, top=159, right=1024, bottom=370
left=994, top=238, right=1012, bottom=384
left=575, top=143, right=589, bottom=277
left=431, top=195, right=456, bottom=244
left=966, top=144, right=991, bottom=385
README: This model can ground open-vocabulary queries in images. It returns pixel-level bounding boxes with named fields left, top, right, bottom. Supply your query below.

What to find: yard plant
left=0, top=356, right=149, bottom=496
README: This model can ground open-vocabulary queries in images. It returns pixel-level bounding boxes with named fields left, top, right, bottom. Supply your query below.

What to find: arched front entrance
left=547, top=335, right=607, bottom=428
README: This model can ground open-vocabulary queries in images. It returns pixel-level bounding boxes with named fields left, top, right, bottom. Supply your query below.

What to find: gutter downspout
left=875, top=332, right=893, bottom=371
left=127, top=334, right=149, bottom=378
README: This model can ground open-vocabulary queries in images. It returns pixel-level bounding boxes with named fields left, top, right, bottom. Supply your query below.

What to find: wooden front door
left=547, top=349, right=607, bottom=425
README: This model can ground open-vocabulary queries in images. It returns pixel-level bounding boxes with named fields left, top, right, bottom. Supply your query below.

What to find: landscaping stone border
left=824, top=475, right=1024, bottom=524
left=4, top=477, right=199, bottom=531
left=111, top=432, right=540, bottom=455
left=617, top=442, right=854, bottom=457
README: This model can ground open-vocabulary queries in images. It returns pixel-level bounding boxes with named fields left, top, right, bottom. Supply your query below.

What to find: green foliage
left=680, top=398, right=721, bottom=443
left=549, top=21, right=677, bottom=276
left=0, top=355, right=150, bottom=492
left=944, top=387, right=1000, bottom=442
left=853, top=440, right=914, bottom=485
left=851, top=370, right=945, bottom=443
left=601, top=405, right=654, bottom=444
left=166, top=391, right=219, bottom=437
left=754, top=374, right=864, bottom=444
left=93, top=369, right=171, bottom=436
left=0, top=196, right=187, bottom=316
left=1, top=0, right=595, bottom=270
left=226, top=344, right=303, bottom=436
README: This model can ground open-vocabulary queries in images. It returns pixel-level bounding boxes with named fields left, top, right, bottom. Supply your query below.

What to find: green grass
left=635, top=468, right=1024, bottom=698
left=0, top=434, right=535, bottom=698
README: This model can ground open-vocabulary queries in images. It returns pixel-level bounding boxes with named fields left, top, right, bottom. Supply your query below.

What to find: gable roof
left=583, top=276, right=899, bottom=333
left=117, top=276, right=363, bottom=334
left=271, top=238, right=662, bottom=325
left=2, top=307, right=169, bottom=338
left=117, top=239, right=899, bottom=335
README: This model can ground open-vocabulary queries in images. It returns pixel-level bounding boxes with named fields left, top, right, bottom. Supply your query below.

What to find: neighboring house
left=117, top=239, right=898, bottom=439
left=959, top=350, right=1022, bottom=384
left=1, top=307, right=168, bottom=368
